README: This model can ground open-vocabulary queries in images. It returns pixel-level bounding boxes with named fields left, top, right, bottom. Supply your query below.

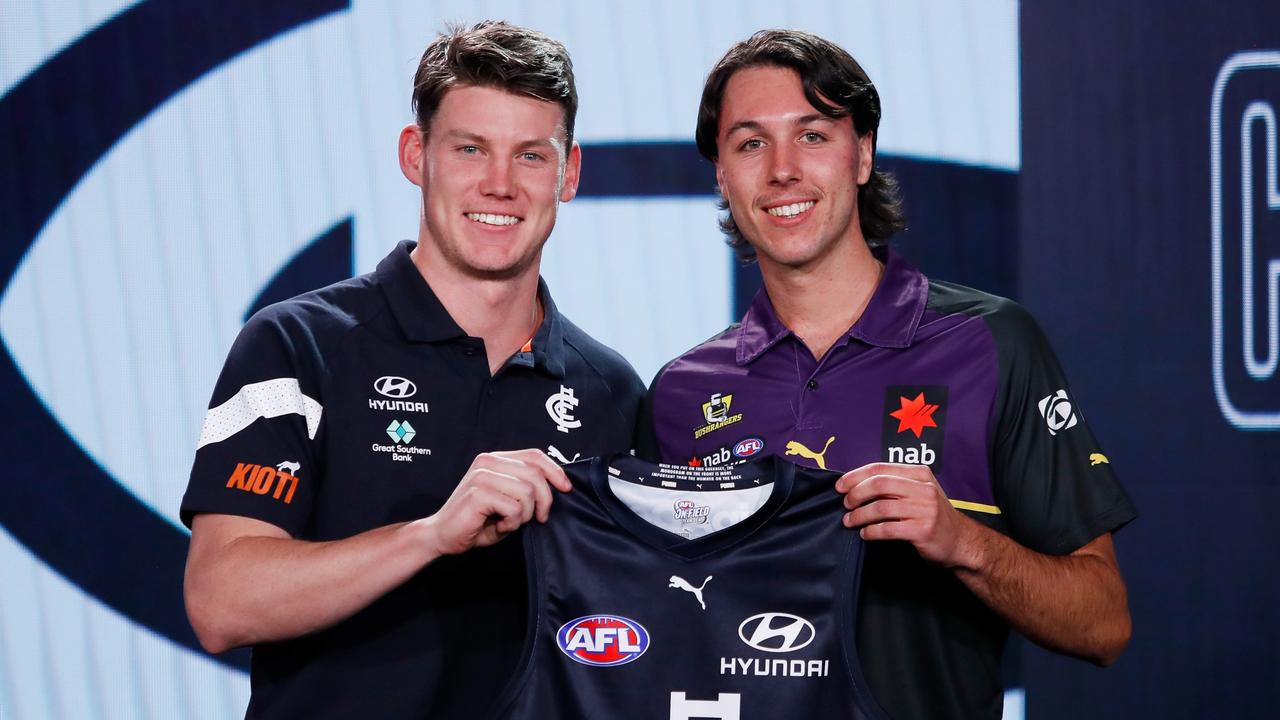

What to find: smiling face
left=400, top=83, right=580, bottom=282
left=714, top=65, right=873, bottom=273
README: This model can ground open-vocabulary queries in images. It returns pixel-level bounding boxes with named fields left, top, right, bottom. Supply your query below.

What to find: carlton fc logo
left=556, top=615, right=650, bottom=667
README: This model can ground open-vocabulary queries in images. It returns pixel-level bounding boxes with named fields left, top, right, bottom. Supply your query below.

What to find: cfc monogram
left=546, top=385, right=582, bottom=433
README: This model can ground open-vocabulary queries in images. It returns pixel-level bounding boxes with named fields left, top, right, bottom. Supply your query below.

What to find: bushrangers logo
left=556, top=615, right=649, bottom=667
left=694, top=393, right=743, bottom=439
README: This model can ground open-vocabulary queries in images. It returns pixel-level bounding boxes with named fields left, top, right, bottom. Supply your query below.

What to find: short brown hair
left=697, top=30, right=906, bottom=260
left=412, top=21, right=578, bottom=145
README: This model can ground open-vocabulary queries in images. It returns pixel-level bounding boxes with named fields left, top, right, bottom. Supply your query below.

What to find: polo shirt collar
left=735, top=246, right=929, bottom=365
left=376, top=241, right=568, bottom=377
left=377, top=241, right=466, bottom=342
left=527, top=278, right=568, bottom=378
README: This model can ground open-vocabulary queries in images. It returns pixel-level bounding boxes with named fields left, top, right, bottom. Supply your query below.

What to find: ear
left=559, top=141, right=582, bottom=202
left=399, top=124, right=425, bottom=187
left=856, top=130, right=874, bottom=186
left=715, top=162, right=727, bottom=203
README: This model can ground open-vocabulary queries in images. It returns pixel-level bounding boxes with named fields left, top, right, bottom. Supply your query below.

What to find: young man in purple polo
left=638, top=30, right=1135, bottom=719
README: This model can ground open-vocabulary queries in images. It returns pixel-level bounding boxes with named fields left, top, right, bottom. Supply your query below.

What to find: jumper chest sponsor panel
left=494, top=456, right=889, bottom=720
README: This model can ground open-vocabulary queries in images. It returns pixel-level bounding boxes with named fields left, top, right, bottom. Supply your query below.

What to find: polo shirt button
left=807, top=379, right=819, bottom=391
left=464, top=347, right=477, bottom=357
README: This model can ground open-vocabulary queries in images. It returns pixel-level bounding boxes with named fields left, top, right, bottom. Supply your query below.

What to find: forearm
left=184, top=516, right=442, bottom=653
left=951, top=524, right=1131, bottom=665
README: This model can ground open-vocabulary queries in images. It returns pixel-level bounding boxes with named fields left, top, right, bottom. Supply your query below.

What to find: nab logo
left=732, top=437, right=764, bottom=458
left=882, top=386, right=947, bottom=469
left=737, top=612, right=816, bottom=653
left=697, top=446, right=733, bottom=467
left=1211, top=51, right=1280, bottom=429
left=556, top=615, right=650, bottom=667
left=374, top=376, right=416, bottom=399
left=225, top=461, right=300, bottom=504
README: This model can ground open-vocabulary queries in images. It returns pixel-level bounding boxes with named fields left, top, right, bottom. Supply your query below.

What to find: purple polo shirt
left=638, top=247, right=1136, bottom=720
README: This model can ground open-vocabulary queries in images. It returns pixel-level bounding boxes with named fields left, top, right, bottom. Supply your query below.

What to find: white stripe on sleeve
left=197, top=378, right=323, bottom=449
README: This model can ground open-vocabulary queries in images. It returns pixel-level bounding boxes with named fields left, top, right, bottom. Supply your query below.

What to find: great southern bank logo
left=1211, top=50, right=1280, bottom=430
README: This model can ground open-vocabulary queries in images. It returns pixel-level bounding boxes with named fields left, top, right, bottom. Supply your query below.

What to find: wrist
left=947, top=514, right=991, bottom=573
left=407, top=516, right=448, bottom=563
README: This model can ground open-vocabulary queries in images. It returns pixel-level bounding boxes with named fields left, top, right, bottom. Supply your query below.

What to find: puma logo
left=668, top=575, right=713, bottom=610
left=785, top=436, right=836, bottom=470
left=275, top=460, right=301, bottom=475
left=546, top=445, right=580, bottom=464
left=1089, top=453, right=1109, bottom=466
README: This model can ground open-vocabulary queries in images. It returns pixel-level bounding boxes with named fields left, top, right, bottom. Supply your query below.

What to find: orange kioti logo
left=225, top=462, right=299, bottom=504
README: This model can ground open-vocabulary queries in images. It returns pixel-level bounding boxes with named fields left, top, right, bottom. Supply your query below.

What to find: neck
left=410, top=244, right=543, bottom=375
left=758, top=241, right=883, bottom=361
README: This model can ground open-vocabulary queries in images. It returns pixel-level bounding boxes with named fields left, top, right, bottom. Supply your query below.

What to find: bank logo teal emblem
left=386, top=420, right=417, bottom=444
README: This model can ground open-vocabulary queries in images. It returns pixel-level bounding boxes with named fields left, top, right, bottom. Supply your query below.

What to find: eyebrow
left=443, top=129, right=559, bottom=152
left=724, top=113, right=836, bottom=138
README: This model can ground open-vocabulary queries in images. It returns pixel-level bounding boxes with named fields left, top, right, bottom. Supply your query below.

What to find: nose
left=478, top=155, right=516, bottom=199
left=767, top=144, right=801, bottom=185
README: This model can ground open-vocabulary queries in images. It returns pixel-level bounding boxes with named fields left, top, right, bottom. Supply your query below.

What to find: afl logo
left=738, top=612, right=816, bottom=653
left=556, top=615, right=650, bottom=667
left=733, top=437, right=764, bottom=458
left=374, top=376, right=417, bottom=399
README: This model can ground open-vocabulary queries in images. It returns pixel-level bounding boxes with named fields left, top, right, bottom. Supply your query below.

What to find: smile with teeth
left=466, top=212, right=521, bottom=226
left=765, top=201, right=815, bottom=218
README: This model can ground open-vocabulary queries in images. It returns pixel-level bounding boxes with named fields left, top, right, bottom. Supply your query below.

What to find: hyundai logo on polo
left=737, top=613, right=816, bottom=653
left=374, top=376, right=417, bottom=398
left=556, top=615, right=650, bottom=667
left=733, top=437, right=764, bottom=458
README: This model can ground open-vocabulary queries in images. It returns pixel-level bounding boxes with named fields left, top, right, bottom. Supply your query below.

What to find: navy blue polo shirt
left=182, top=240, right=643, bottom=719
left=637, top=247, right=1136, bottom=720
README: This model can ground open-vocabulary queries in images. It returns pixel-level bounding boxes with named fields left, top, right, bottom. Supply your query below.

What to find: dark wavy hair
left=412, top=20, right=578, bottom=145
left=695, top=30, right=906, bottom=261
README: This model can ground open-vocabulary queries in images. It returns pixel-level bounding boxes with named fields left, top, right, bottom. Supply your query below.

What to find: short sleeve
left=179, top=308, right=323, bottom=536
left=986, top=303, right=1136, bottom=555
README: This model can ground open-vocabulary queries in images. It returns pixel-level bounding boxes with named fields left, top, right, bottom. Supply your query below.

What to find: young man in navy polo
left=638, top=30, right=1136, bottom=719
left=181, top=22, right=642, bottom=718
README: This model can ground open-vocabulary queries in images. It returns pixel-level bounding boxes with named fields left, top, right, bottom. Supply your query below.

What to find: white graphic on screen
left=1211, top=50, right=1280, bottom=429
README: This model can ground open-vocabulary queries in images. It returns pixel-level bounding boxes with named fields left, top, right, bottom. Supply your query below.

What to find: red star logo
left=688, top=456, right=702, bottom=467
left=889, top=393, right=939, bottom=438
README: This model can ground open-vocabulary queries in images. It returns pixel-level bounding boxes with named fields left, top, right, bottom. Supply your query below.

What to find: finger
left=481, top=493, right=525, bottom=536
left=840, top=473, right=921, bottom=509
left=857, top=518, right=910, bottom=541
left=476, top=459, right=556, bottom=522
left=836, top=462, right=933, bottom=492
left=845, top=499, right=915, bottom=528
left=466, top=469, right=536, bottom=525
left=490, top=449, right=572, bottom=493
